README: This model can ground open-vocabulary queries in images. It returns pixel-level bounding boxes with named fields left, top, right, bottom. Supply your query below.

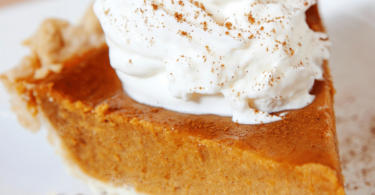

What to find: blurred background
left=0, top=0, right=26, bottom=7
left=0, top=0, right=374, bottom=194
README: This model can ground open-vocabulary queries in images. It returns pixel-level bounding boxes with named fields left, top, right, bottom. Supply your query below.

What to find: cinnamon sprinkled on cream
left=94, top=0, right=330, bottom=124
left=248, top=14, right=255, bottom=24
left=151, top=4, right=158, bottom=10
left=174, top=12, right=184, bottom=22
left=225, top=22, right=232, bottom=30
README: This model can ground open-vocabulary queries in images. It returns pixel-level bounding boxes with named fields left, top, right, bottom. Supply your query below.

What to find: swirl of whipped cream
left=93, top=0, right=330, bottom=124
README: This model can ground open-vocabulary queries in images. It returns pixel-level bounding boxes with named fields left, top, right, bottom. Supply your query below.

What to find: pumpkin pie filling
left=1, top=3, right=345, bottom=195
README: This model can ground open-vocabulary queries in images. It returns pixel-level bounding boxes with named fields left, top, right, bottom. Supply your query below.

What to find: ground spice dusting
left=104, top=9, right=110, bottom=15
left=180, top=31, right=187, bottom=36
left=225, top=22, right=232, bottom=30
left=203, top=21, right=208, bottom=31
left=200, top=4, right=206, bottom=11
left=151, top=4, right=158, bottom=10
left=289, top=48, right=295, bottom=56
left=248, top=14, right=255, bottom=24
left=175, top=12, right=184, bottom=23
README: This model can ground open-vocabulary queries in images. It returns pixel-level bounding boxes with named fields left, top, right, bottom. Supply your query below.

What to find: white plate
left=0, top=0, right=375, bottom=194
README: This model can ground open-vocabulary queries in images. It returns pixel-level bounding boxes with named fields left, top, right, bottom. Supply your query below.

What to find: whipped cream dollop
left=93, top=0, right=330, bottom=124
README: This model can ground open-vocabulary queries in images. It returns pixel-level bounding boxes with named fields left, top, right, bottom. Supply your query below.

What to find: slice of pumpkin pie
left=1, top=1, right=345, bottom=195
